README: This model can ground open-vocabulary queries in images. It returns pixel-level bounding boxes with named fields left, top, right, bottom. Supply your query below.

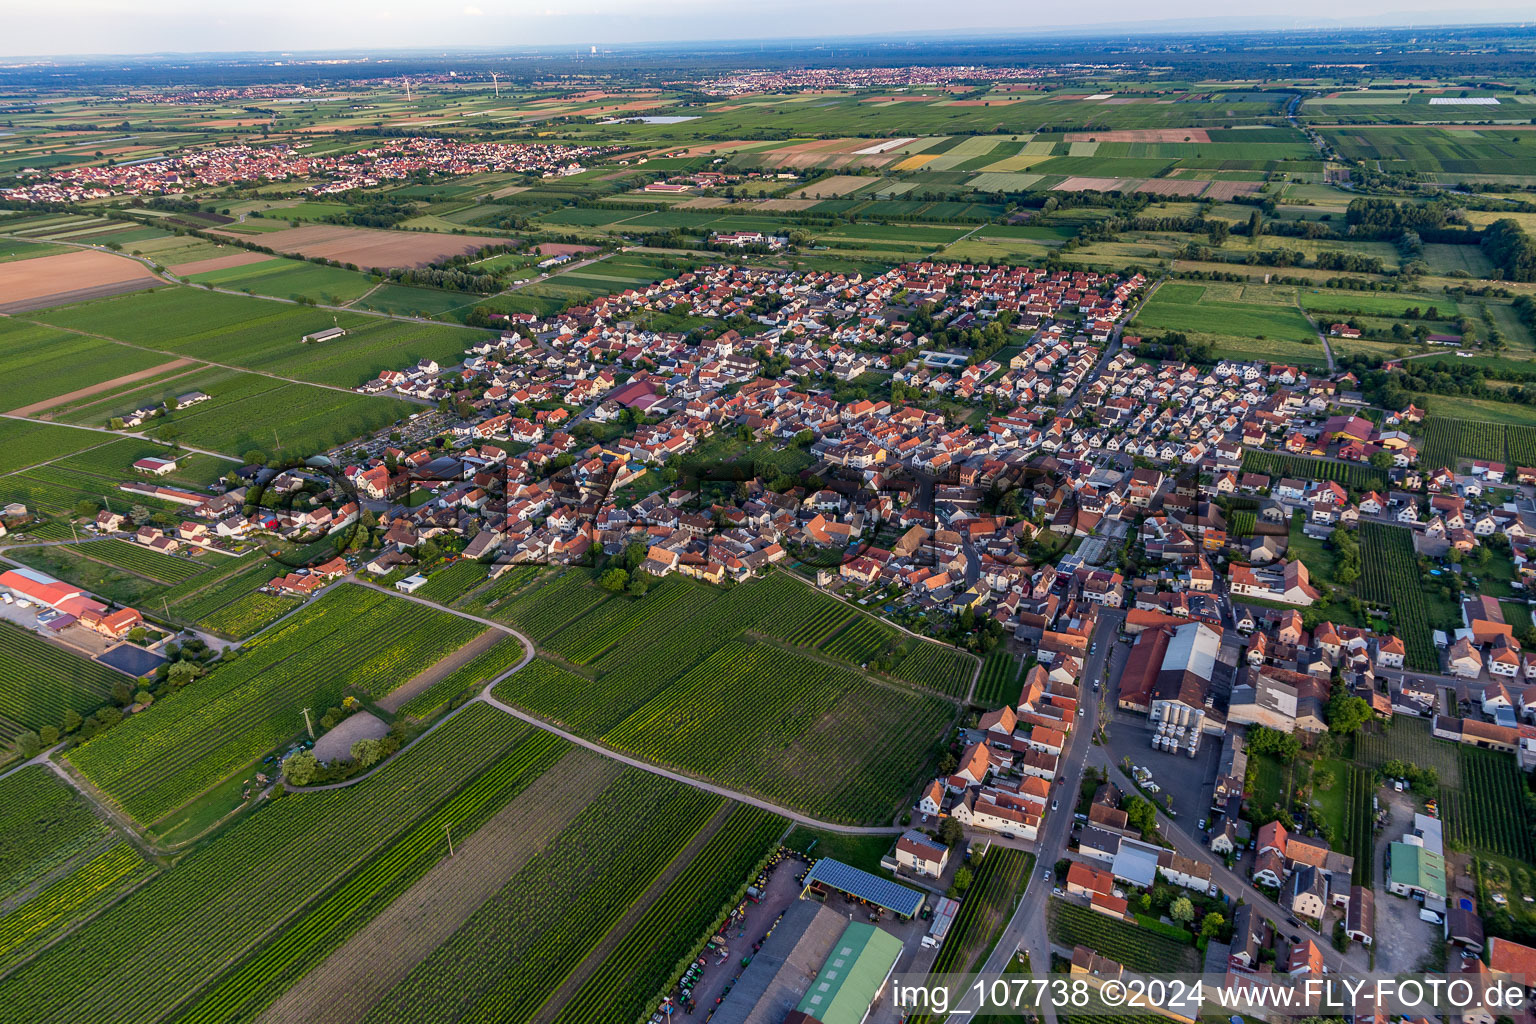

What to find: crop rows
left=171, top=730, right=568, bottom=1024
left=0, top=842, right=154, bottom=974
left=1240, top=450, right=1386, bottom=492
left=891, top=641, right=977, bottom=697
left=68, top=586, right=483, bottom=822
left=1344, top=765, right=1374, bottom=886
left=0, top=769, right=112, bottom=903
left=549, top=804, right=786, bottom=1024
left=459, top=566, right=541, bottom=615
left=1441, top=746, right=1534, bottom=862
left=196, top=592, right=297, bottom=639
left=910, top=848, right=1033, bottom=1023
left=1358, top=522, right=1437, bottom=671
left=399, top=639, right=526, bottom=719
left=603, top=639, right=953, bottom=824
left=493, top=570, right=612, bottom=641
left=414, top=560, right=488, bottom=604
left=162, top=558, right=279, bottom=622
left=1419, top=417, right=1470, bottom=470
left=1506, top=426, right=1536, bottom=470
left=362, top=772, right=720, bottom=1024
left=975, top=647, right=1024, bottom=707
left=542, top=578, right=693, bottom=665
left=0, top=623, right=119, bottom=742
left=1049, top=901, right=1198, bottom=974
left=821, top=616, right=895, bottom=664
left=762, top=601, right=853, bottom=648
left=0, top=705, right=529, bottom=1024
left=1457, top=420, right=1508, bottom=464
left=72, top=539, right=206, bottom=584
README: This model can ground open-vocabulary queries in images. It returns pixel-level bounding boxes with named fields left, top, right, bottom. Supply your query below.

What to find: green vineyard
left=1357, top=522, right=1438, bottom=672
left=68, top=585, right=486, bottom=823
left=0, top=622, right=120, bottom=742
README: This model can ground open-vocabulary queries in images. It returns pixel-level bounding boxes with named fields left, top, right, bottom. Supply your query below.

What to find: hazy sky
left=3, top=0, right=1531, bottom=58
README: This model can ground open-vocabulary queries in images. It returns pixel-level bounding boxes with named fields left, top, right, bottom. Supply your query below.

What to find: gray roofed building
left=710, top=901, right=850, bottom=1024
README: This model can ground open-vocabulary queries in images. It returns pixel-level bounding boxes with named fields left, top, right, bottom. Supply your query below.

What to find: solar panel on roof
left=803, top=858, right=925, bottom=917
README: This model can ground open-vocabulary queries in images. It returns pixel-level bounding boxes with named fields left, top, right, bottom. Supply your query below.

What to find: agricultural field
left=72, top=539, right=208, bottom=584
left=67, top=585, right=486, bottom=824
left=0, top=841, right=155, bottom=975
left=1358, top=522, right=1440, bottom=671
left=361, top=771, right=721, bottom=1024
left=0, top=768, right=113, bottom=903
left=922, top=847, right=1030, bottom=977
left=1133, top=282, right=1325, bottom=365
left=30, top=284, right=489, bottom=391
left=0, top=420, right=112, bottom=476
left=975, top=647, right=1025, bottom=707
left=1239, top=450, right=1387, bottom=492
left=0, top=623, right=121, bottom=743
left=548, top=804, right=786, bottom=1024
left=1440, top=745, right=1535, bottom=863
left=0, top=705, right=547, bottom=1024
left=413, top=559, right=489, bottom=604
left=491, top=571, right=958, bottom=824
left=396, top=638, right=525, bottom=719
left=160, top=555, right=301, bottom=638
left=1356, top=717, right=1463, bottom=786
left=1048, top=900, right=1199, bottom=973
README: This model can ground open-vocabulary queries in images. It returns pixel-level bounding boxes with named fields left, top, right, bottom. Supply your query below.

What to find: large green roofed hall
left=794, top=920, right=904, bottom=1024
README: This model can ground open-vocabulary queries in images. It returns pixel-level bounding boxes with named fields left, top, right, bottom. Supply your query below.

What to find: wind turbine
left=402, top=76, right=412, bottom=102
left=491, top=72, right=500, bottom=99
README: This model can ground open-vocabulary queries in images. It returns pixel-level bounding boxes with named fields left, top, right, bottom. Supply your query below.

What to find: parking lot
left=1103, top=712, right=1221, bottom=832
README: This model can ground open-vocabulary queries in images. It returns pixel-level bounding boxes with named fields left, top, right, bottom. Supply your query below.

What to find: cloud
left=463, top=4, right=483, bottom=13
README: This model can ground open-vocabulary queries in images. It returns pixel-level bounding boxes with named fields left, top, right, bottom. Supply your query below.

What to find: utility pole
left=301, top=707, right=314, bottom=739
left=445, top=823, right=455, bottom=857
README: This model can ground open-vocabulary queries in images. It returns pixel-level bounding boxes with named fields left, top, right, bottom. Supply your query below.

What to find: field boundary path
left=0, top=411, right=242, bottom=466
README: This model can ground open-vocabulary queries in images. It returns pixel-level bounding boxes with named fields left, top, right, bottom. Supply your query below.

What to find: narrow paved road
left=0, top=412, right=243, bottom=465
left=950, top=609, right=1123, bottom=1023
left=297, top=579, right=909, bottom=833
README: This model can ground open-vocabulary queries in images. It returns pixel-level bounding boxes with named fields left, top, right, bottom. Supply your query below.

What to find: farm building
left=301, top=326, right=347, bottom=344
left=800, top=858, right=925, bottom=919
left=794, top=921, right=904, bottom=1024
left=133, top=456, right=179, bottom=476
left=708, top=901, right=858, bottom=1024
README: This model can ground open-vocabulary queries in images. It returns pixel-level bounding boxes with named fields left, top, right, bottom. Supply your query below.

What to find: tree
left=129, top=504, right=152, bottom=526
left=15, top=731, right=40, bottom=759
left=1170, top=896, right=1196, bottom=924
left=1327, top=690, right=1373, bottom=735
left=1200, top=911, right=1225, bottom=939
left=282, top=751, right=318, bottom=787
left=948, top=866, right=974, bottom=896
left=939, top=815, right=966, bottom=847
left=350, top=738, right=384, bottom=768
left=62, top=708, right=82, bottom=734
left=111, top=679, right=133, bottom=705
left=38, top=725, right=59, bottom=748
left=1313, top=765, right=1337, bottom=791
left=1122, top=795, right=1158, bottom=837
left=622, top=541, right=647, bottom=572
left=598, top=568, right=629, bottom=592
left=74, top=498, right=101, bottom=519
left=243, top=450, right=268, bottom=467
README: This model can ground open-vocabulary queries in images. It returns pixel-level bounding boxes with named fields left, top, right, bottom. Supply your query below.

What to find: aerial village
left=6, top=252, right=1536, bottom=1018
left=0, top=137, right=619, bottom=203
